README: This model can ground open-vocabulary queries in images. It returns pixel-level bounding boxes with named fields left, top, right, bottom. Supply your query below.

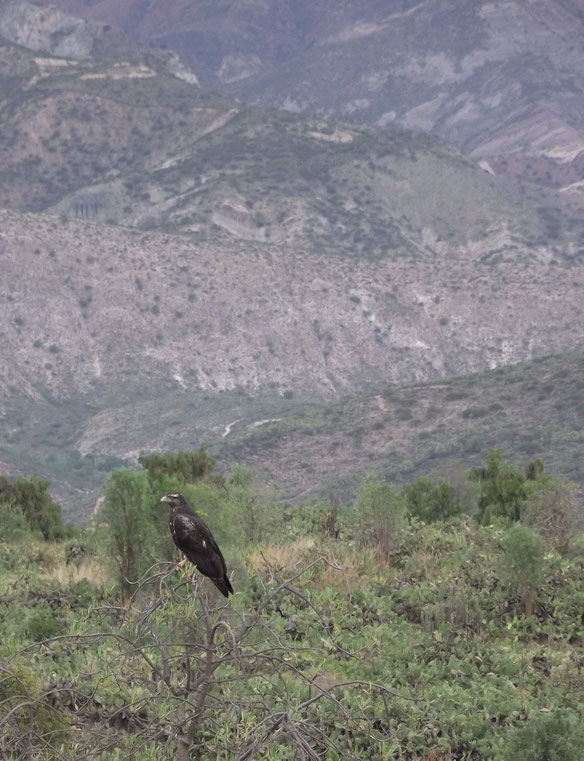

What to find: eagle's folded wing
left=173, top=512, right=226, bottom=580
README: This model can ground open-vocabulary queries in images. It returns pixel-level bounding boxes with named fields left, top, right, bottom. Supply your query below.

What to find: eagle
left=160, top=493, right=233, bottom=597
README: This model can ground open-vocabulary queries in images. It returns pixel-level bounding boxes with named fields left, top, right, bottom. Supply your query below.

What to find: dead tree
left=1, top=558, right=416, bottom=759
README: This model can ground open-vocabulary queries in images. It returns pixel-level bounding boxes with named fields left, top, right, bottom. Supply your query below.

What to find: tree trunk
left=177, top=734, right=192, bottom=761
left=524, top=588, right=535, bottom=618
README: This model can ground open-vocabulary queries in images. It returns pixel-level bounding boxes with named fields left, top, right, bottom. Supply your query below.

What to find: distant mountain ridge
left=28, top=0, right=584, bottom=193
left=2, top=32, right=578, bottom=261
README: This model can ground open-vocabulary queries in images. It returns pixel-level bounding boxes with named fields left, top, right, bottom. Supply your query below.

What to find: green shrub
left=356, top=475, right=405, bottom=561
left=138, top=447, right=215, bottom=483
left=501, top=710, right=584, bottom=761
left=0, top=501, right=33, bottom=540
left=100, top=468, right=160, bottom=599
left=222, top=464, right=280, bottom=545
left=0, top=476, right=64, bottom=539
left=501, top=523, right=545, bottom=617
left=26, top=609, right=63, bottom=641
left=402, top=476, right=463, bottom=522
left=471, top=449, right=527, bottom=524
left=0, top=660, right=71, bottom=754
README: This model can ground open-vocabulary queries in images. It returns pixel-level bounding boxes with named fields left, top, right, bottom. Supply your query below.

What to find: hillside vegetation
left=218, top=352, right=584, bottom=502
left=0, top=450, right=583, bottom=760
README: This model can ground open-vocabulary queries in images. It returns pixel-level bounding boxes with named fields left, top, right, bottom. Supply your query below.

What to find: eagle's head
left=160, top=493, right=184, bottom=509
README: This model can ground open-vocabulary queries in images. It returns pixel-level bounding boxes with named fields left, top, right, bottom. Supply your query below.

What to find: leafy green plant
left=138, top=447, right=215, bottom=483
left=222, top=464, right=280, bottom=545
left=356, top=475, right=405, bottom=561
left=0, top=475, right=64, bottom=539
left=402, top=476, right=462, bottom=522
left=25, top=608, right=63, bottom=641
left=0, top=660, right=71, bottom=756
left=501, top=523, right=545, bottom=617
left=471, top=449, right=527, bottom=524
left=501, top=710, right=584, bottom=761
left=100, top=468, right=159, bottom=599
left=0, top=500, right=33, bottom=540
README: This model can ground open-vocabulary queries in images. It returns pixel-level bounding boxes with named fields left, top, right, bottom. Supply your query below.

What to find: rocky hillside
left=1, top=204, right=583, bottom=518
left=0, top=36, right=581, bottom=259
left=31, top=0, right=584, bottom=192
left=0, top=0, right=197, bottom=81
left=3, top=205, right=582, bottom=405
left=1, top=6, right=583, bottom=518
left=217, top=351, right=584, bottom=502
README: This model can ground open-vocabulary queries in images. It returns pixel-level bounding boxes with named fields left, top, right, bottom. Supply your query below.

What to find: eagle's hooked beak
left=160, top=495, right=170, bottom=503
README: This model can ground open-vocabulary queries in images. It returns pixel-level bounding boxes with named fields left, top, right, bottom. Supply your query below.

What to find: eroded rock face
left=0, top=1, right=97, bottom=59
left=1, top=206, right=582, bottom=408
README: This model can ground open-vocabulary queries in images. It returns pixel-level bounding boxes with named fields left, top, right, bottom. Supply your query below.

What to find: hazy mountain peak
left=0, top=0, right=198, bottom=83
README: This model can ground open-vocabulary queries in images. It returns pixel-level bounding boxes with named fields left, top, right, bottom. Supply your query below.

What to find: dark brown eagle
left=160, top=493, right=233, bottom=597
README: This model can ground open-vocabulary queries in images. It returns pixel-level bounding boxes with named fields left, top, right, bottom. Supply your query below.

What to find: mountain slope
left=0, top=0, right=197, bottom=81
left=0, top=37, right=580, bottom=262
left=32, top=0, right=584, bottom=192
left=3, top=204, right=582, bottom=405
left=0, top=38, right=225, bottom=212
left=217, top=351, right=584, bottom=502
left=0, top=14, right=583, bottom=519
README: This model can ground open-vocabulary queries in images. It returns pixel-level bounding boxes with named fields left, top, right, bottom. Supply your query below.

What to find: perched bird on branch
left=160, top=493, right=233, bottom=597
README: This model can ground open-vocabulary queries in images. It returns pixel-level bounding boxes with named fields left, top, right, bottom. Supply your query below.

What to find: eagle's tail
left=211, top=574, right=234, bottom=598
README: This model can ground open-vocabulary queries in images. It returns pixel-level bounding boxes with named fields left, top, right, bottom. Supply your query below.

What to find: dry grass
left=313, top=547, right=368, bottom=594
left=249, top=538, right=317, bottom=575
left=43, top=557, right=111, bottom=587
left=249, top=539, right=378, bottom=595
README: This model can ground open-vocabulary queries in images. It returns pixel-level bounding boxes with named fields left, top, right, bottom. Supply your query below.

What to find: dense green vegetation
left=0, top=474, right=67, bottom=540
left=0, top=450, right=583, bottom=760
